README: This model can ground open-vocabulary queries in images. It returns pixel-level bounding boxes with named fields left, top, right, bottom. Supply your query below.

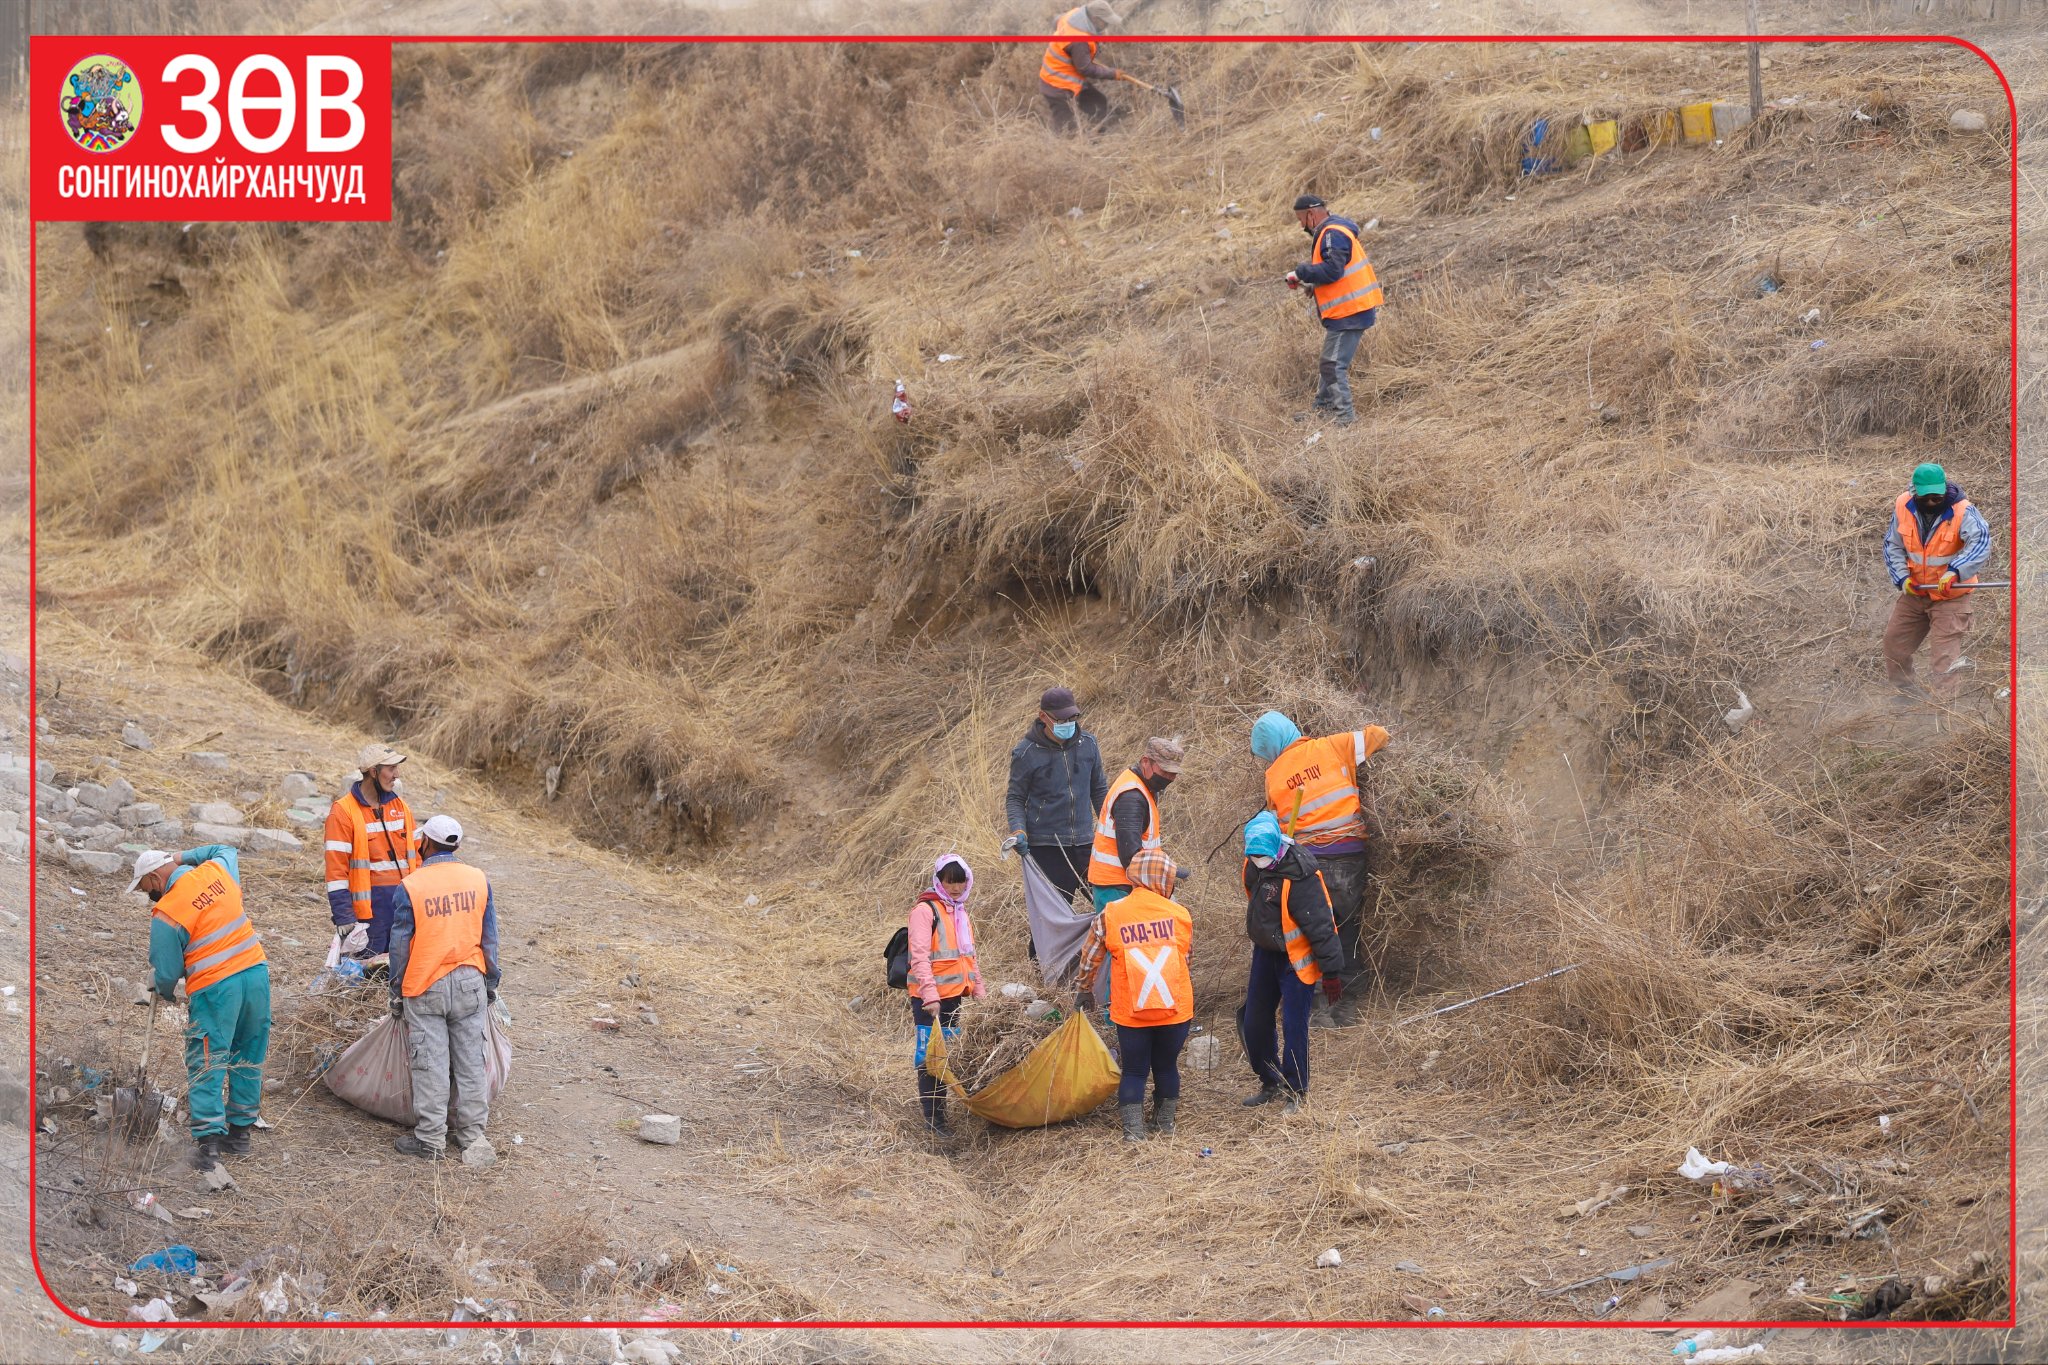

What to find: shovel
left=114, top=994, right=172, bottom=1141
left=1115, top=70, right=1185, bottom=126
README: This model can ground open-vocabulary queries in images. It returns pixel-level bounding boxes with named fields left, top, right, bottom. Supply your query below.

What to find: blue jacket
left=149, top=845, right=245, bottom=1000
left=1005, top=721, right=1108, bottom=848
left=1883, top=481, right=1992, bottom=588
left=388, top=852, right=501, bottom=998
left=1294, top=214, right=1379, bottom=333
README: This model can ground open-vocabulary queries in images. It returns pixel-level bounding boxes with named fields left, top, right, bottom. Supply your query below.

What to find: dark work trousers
left=1240, top=948, right=1316, bottom=1094
left=911, top=994, right=963, bottom=1128
left=1043, top=84, right=1111, bottom=134
left=1115, top=1019, right=1190, bottom=1107
left=1314, top=852, right=1371, bottom=992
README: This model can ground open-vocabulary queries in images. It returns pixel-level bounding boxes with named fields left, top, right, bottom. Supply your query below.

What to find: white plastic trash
left=1677, top=1147, right=1734, bottom=1180
left=1315, top=1248, right=1342, bottom=1269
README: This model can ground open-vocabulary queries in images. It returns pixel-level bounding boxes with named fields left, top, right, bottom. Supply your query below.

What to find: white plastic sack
left=1021, top=856, right=1108, bottom=1006
left=321, top=1009, right=512, bottom=1125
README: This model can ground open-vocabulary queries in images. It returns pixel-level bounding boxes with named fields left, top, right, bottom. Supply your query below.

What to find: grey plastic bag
left=321, top=1009, right=512, bottom=1125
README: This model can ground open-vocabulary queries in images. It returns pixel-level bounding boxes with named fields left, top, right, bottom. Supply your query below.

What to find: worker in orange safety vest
left=325, top=742, right=417, bottom=969
left=1283, top=193, right=1384, bottom=427
left=1882, top=461, right=1993, bottom=705
left=1039, top=2, right=1127, bottom=134
left=388, top=814, right=501, bottom=1160
left=1252, top=708, right=1389, bottom=1029
left=1076, top=848, right=1194, bottom=1142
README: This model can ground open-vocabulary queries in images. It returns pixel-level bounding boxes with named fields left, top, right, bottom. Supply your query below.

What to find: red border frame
left=23, top=28, right=2021, bottom=1337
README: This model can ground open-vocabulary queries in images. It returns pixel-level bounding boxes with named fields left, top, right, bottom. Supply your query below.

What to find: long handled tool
left=1395, top=963, right=1584, bottom=1027
left=1115, top=70, right=1185, bottom=126
left=115, top=995, right=171, bottom=1140
left=1904, top=581, right=2010, bottom=591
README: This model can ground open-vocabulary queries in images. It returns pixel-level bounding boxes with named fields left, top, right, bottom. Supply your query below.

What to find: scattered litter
left=1723, top=690, right=1755, bottom=734
left=1426, top=1306, right=1446, bottom=1318
left=1878, top=1114, right=1892, bottom=1132
left=1677, top=1147, right=1733, bottom=1180
left=705, top=1282, right=728, bottom=1297
left=1690, top=1348, right=1765, bottom=1364
left=1756, top=276, right=1779, bottom=295
left=1219, top=201, right=1241, bottom=216
left=1393, top=1260, right=1425, bottom=1274
left=590, top=1017, right=620, bottom=1032
left=1541, top=1256, right=1674, bottom=1296
left=1363, top=217, right=1380, bottom=230
left=1315, top=1248, right=1342, bottom=1269
left=1801, top=308, right=1822, bottom=324
left=195, top=1276, right=251, bottom=1312
left=1629, top=1224, right=1657, bottom=1239
left=891, top=380, right=911, bottom=424
left=1023, top=999, right=1057, bottom=1020
left=1066, top=206, right=1084, bottom=219
left=1199, top=1147, right=1213, bottom=1157
left=1600, top=1294, right=1621, bottom=1314
left=130, top=1246, right=198, bottom=1276
left=1809, top=339, right=1828, bottom=350
left=131, top=1298, right=178, bottom=1323
left=1852, top=109, right=1874, bottom=123
left=137, top=1330, right=170, bottom=1353
left=1673, top=1330, right=1719, bottom=1356
left=1560, top=1182, right=1631, bottom=1219
left=1304, top=431, right=1321, bottom=446
left=845, top=249, right=862, bottom=258
left=1997, top=687, right=2012, bottom=701
left=715, top=1263, right=740, bottom=1275
left=638, top=1114, right=683, bottom=1146
left=1369, top=126, right=1383, bottom=140
left=1350, top=555, right=1377, bottom=570
left=128, top=1193, right=176, bottom=1226
left=1310, top=112, right=1325, bottom=123
left=114, top=1276, right=139, bottom=1297
left=1000, top=983, right=1033, bottom=1001
left=936, top=354, right=963, bottom=363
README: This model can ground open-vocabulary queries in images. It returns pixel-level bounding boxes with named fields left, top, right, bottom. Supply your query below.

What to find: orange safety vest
left=1264, top=728, right=1389, bottom=848
left=397, top=859, right=491, bottom=998
left=153, top=860, right=265, bottom=996
left=1100, top=885, right=1194, bottom=1027
left=325, top=788, right=416, bottom=922
left=911, top=892, right=981, bottom=1001
left=1309, top=221, right=1384, bottom=323
left=1894, top=491, right=1980, bottom=598
left=1039, top=6, right=1103, bottom=95
left=1241, top=858, right=1332, bottom=986
left=1089, top=768, right=1162, bottom=888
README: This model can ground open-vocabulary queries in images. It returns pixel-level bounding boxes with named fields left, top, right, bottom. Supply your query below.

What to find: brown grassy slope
left=31, top=29, right=2014, bottom=1322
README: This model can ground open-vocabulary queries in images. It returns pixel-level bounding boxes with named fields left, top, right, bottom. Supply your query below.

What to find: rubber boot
left=1242, top=1082, right=1283, bottom=1107
left=918, top=1071, right=952, bottom=1138
left=1120, top=1103, right=1148, bottom=1142
left=190, top=1136, right=223, bottom=1170
left=1151, top=1096, right=1179, bottom=1136
left=221, top=1124, right=252, bottom=1156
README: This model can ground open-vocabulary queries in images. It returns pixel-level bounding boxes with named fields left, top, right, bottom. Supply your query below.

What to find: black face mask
left=1302, top=221, right=1317, bottom=237
left=1917, top=494, right=1948, bottom=515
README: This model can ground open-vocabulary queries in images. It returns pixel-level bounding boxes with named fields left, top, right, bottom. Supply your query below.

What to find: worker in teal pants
left=134, top=844, right=272, bottom=1168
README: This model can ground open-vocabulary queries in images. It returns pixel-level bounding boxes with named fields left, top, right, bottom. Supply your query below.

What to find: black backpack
left=883, top=895, right=943, bottom=989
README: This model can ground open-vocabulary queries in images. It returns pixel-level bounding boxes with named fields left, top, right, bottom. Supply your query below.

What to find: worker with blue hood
left=1250, top=708, right=1390, bottom=1027
left=1236, top=812, right=1344, bottom=1111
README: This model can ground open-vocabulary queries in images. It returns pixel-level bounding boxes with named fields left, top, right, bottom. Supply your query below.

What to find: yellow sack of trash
left=924, top=1011, right=1118, bottom=1129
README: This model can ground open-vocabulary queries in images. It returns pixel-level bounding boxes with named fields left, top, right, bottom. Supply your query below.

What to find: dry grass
left=30, top=22, right=2015, bottom=1329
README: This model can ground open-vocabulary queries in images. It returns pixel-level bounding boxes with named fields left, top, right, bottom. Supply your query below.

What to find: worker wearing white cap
left=132, top=844, right=270, bottom=1169
left=323, top=743, right=418, bottom=968
left=387, top=814, right=501, bottom=1159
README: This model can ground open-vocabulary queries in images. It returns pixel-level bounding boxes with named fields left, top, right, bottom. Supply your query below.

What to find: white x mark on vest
left=1129, top=945, right=1177, bottom=1011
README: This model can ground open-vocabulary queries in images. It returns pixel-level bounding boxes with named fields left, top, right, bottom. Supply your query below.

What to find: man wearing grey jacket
left=1004, top=687, right=1109, bottom=941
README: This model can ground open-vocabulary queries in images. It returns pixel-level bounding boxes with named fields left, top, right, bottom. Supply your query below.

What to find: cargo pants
left=404, top=965, right=490, bottom=1152
left=184, top=962, right=271, bottom=1139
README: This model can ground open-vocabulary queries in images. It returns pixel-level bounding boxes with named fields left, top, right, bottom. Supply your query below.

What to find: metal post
left=1747, top=0, right=1764, bottom=125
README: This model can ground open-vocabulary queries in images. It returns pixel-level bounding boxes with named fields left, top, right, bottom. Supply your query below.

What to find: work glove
left=388, top=997, right=404, bottom=1020
left=336, top=923, right=369, bottom=955
left=1322, top=976, right=1345, bottom=1006
left=1934, top=569, right=1960, bottom=600
left=1002, top=833, right=1027, bottom=857
left=1898, top=578, right=1920, bottom=597
left=486, top=987, right=497, bottom=1005
left=1284, top=271, right=1301, bottom=290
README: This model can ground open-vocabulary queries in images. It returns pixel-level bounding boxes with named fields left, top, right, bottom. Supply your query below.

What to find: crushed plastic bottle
left=891, top=380, right=911, bottom=424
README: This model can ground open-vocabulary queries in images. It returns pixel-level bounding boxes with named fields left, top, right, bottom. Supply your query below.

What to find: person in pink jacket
left=908, top=855, right=986, bottom=1136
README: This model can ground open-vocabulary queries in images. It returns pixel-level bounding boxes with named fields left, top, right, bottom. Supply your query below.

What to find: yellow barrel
left=1680, top=101, right=1715, bottom=144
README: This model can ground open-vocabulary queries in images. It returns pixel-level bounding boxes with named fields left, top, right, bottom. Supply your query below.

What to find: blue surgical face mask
left=1052, top=719, right=1078, bottom=741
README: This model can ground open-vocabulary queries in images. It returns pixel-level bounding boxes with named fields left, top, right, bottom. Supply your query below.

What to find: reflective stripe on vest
left=397, top=860, right=491, bottom=998
left=1279, top=877, right=1325, bottom=986
left=1101, top=885, right=1194, bottom=1027
left=1310, top=222, right=1384, bottom=322
left=155, top=861, right=265, bottom=995
left=1894, top=491, right=1980, bottom=592
left=1089, top=768, right=1162, bottom=887
left=325, top=791, right=415, bottom=922
left=1039, top=6, right=1098, bottom=93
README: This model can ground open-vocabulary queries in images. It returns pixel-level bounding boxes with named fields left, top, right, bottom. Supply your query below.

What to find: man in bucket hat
left=324, top=743, right=417, bottom=969
left=1088, top=735, right=1196, bottom=915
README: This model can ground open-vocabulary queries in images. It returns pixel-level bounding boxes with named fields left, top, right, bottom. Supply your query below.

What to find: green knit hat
left=1912, top=462, right=1947, bottom=497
